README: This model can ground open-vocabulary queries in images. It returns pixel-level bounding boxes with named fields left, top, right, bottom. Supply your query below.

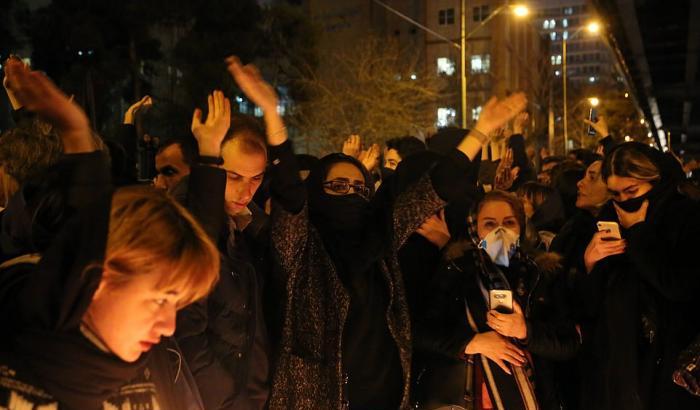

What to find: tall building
left=531, top=0, right=614, bottom=86
left=303, top=0, right=548, bottom=130
left=423, top=0, right=547, bottom=128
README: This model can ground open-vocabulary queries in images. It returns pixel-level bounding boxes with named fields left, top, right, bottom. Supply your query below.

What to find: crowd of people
left=0, top=52, right=699, bottom=410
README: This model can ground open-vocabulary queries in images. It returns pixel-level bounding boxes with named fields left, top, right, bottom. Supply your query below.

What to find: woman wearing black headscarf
left=267, top=93, right=528, bottom=409
left=580, top=142, right=700, bottom=409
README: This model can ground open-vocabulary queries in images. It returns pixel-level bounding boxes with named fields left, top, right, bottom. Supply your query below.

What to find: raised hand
left=342, top=135, right=361, bottom=158
left=191, top=90, right=231, bottom=157
left=416, top=209, right=451, bottom=249
left=124, top=95, right=153, bottom=125
left=476, top=93, right=528, bottom=136
left=225, top=55, right=286, bottom=146
left=358, top=143, right=380, bottom=172
left=494, top=148, right=520, bottom=191
left=226, top=56, right=278, bottom=113
left=512, top=111, right=529, bottom=135
left=2, top=55, right=24, bottom=109
left=4, top=57, right=93, bottom=153
left=487, top=301, right=528, bottom=340
left=583, top=115, right=609, bottom=137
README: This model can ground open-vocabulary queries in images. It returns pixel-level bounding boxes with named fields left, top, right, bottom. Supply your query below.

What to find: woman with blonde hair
left=0, top=57, right=219, bottom=409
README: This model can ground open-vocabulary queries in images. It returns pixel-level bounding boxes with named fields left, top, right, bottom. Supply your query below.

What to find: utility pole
left=461, top=0, right=468, bottom=128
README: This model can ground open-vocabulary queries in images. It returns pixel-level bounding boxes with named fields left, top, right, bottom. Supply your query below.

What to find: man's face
left=154, top=144, right=190, bottom=191
left=384, top=148, right=402, bottom=170
left=221, top=140, right=267, bottom=216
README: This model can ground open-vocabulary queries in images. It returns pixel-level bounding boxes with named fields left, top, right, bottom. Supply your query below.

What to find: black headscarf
left=306, top=154, right=383, bottom=277
left=1, top=192, right=150, bottom=410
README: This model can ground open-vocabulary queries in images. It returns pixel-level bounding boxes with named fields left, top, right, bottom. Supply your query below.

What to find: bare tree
left=289, top=36, right=445, bottom=155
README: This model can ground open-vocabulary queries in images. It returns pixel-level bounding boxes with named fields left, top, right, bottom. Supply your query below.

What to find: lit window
left=254, top=107, right=264, bottom=117
left=472, top=106, right=482, bottom=121
left=551, top=56, right=557, bottom=65
left=439, top=8, right=455, bottom=25
left=563, top=18, right=568, bottom=28
left=556, top=55, right=562, bottom=65
left=550, top=31, right=557, bottom=41
left=437, top=107, right=457, bottom=127
left=277, top=104, right=286, bottom=116
left=543, top=20, right=549, bottom=29
left=550, top=19, right=556, bottom=28
left=470, top=54, right=491, bottom=73
left=437, top=57, right=456, bottom=76
left=563, top=31, right=568, bottom=40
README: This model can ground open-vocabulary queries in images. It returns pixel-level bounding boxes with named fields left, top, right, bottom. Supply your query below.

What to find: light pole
left=372, top=1, right=529, bottom=129
left=562, top=21, right=600, bottom=153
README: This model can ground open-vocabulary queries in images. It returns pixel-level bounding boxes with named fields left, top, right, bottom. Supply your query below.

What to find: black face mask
left=613, top=183, right=658, bottom=212
left=314, top=193, right=369, bottom=232
left=380, top=166, right=396, bottom=181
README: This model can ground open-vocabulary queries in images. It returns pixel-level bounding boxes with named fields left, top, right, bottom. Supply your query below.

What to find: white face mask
left=478, top=226, right=520, bottom=267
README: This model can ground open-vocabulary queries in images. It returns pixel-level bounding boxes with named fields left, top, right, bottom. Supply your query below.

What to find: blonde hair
left=103, top=186, right=219, bottom=308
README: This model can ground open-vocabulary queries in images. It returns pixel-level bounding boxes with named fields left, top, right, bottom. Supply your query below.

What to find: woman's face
left=520, top=195, right=535, bottom=219
left=576, top=161, right=610, bottom=211
left=477, top=200, right=521, bottom=240
left=83, top=271, right=184, bottom=362
left=323, top=162, right=369, bottom=198
left=605, top=174, right=653, bottom=202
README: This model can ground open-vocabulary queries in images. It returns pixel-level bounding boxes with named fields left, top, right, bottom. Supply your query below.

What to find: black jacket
left=175, top=162, right=275, bottom=410
left=413, top=244, right=580, bottom=410
left=579, top=190, right=700, bottom=410
left=0, top=152, right=204, bottom=410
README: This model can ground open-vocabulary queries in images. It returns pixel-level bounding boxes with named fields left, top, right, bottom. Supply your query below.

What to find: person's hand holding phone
left=487, top=301, right=528, bottom=340
left=584, top=231, right=627, bottom=273
left=583, top=115, right=609, bottom=137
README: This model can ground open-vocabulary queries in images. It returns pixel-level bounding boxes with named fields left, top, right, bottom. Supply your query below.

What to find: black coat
left=174, top=166, right=271, bottom=410
left=579, top=190, right=700, bottom=410
left=413, top=244, right=580, bottom=410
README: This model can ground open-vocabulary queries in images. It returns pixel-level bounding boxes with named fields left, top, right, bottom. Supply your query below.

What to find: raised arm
left=4, top=58, right=95, bottom=154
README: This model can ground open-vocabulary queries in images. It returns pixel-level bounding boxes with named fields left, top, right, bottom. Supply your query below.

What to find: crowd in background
left=0, top=53, right=699, bottom=410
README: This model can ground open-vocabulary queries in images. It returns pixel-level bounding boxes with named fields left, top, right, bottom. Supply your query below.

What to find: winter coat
left=413, top=242, right=580, bottom=410
left=174, top=165, right=271, bottom=410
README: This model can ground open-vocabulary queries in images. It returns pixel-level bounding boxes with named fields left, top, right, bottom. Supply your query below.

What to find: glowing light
left=586, top=21, right=601, bottom=34
left=624, top=92, right=629, bottom=98
left=640, top=118, right=645, bottom=125
left=624, top=136, right=632, bottom=142
left=512, top=5, right=530, bottom=17
left=588, top=97, right=600, bottom=107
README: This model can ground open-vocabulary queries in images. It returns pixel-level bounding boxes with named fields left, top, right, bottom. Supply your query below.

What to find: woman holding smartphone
left=580, top=142, right=700, bottom=410
left=414, top=191, right=580, bottom=410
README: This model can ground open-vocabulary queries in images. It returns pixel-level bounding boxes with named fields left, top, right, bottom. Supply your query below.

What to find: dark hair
left=551, top=160, right=586, bottom=219
left=541, top=156, right=565, bottom=168
left=568, top=149, right=601, bottom=167
left=156, top=136, right=198, bottom=167
left=386, top=136, right=426, bottom=160
left=517, top=182, right=556, bottom=211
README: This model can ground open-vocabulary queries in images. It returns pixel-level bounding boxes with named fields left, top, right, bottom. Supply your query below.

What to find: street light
left=512, top=4, right=530, bottom=17
left=563, top=19, right=602, bottom=153
left=588, top=97, right=600, bottom=107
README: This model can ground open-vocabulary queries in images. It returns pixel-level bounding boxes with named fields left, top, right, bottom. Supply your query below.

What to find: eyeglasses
left=323, top=179, right=371, bottom=199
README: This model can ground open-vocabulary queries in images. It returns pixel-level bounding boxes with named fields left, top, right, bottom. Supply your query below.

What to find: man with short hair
left=384, top=135, right=426, bottom=171
left=153, top=137, right=197, bottom=191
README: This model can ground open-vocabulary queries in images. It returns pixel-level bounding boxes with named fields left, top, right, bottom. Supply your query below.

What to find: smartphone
left=597, top=221, right=622, bottom=240
left=489, top=290, right=513, bottom=313
left=587, top=108, right=598, bottom=136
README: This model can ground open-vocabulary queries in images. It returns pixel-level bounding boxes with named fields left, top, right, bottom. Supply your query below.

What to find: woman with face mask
left=413, top=191, right=580, bottom=410
left=579, top=142, right=700, bottom=410
left=266, top=93, right=529, bottom=409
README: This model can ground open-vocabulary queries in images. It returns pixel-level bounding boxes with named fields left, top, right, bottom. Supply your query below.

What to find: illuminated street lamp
left=512, top=4, right=530, bottom=17
left=563, top=19, right=602, bottom=153
left=588, top=97, right=600, bottom=107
